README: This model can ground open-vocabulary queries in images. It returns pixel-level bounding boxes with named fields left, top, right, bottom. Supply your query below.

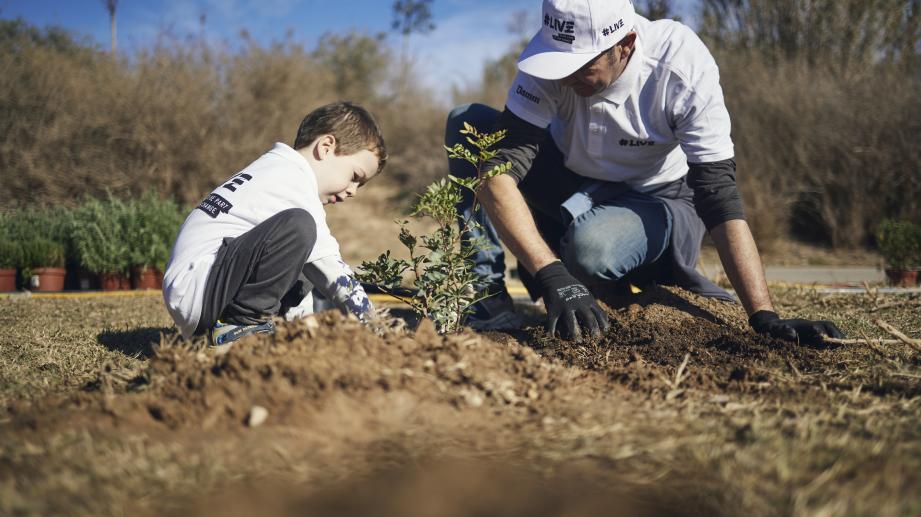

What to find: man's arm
left=709, top=219, right=772, bottom=315
left=479, top=174, right=557, bottom=275
left=688, top=160, right=843, bottom=343
left=686, top=159, right=770, bottom=315
left=479, top=109, right=608, bottom=340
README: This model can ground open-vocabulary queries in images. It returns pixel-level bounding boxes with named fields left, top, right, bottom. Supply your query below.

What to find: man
left=446, top=0, right=843, bottom=343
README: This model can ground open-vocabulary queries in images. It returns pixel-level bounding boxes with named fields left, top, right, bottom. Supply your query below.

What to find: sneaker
left=209, top=320, right=276, bottom=348
left=465, top=287, right=525, bottom=331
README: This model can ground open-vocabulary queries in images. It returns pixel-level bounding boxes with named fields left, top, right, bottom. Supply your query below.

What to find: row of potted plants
left=877, top=219, right=921, bottom=286
left=0, top=193, right=185, bottom=292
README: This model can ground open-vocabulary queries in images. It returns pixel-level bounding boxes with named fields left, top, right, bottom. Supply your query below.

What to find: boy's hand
left=749, top=310, right=844, bottom=345
left=535, top=261, right=609, bottom=341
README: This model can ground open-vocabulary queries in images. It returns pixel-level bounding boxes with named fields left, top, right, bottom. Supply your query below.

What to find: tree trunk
left=110, top=12, right=117, bottom=53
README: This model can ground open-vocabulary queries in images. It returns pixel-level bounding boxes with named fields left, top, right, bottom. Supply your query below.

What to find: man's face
left=559, top=33, right=635, bottom=97
left=316, top=148, right=379, bottom=205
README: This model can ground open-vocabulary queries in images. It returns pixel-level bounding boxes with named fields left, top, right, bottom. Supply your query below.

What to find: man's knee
left=562, top=218, right=644, bottom=283
left=446, top=103, right=474, bottom=134
left=445, top=103, right=498, bottom=143
left=445, top=103, right=501, bottom=182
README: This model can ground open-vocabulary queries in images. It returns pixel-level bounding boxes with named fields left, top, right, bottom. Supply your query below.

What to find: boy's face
left=315, top=148, right=379, bottom=205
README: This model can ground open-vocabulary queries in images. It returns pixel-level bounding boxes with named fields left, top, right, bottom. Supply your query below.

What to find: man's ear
left=620, top=31, right=637, bottom=57
left=312, top=134, right=338, bottom=160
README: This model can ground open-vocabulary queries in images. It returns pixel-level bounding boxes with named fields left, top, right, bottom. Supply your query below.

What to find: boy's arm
left=302, top=254, right=373, bottom=321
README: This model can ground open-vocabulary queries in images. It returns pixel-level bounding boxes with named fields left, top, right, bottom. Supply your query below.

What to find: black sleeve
left=686, top=158, right=746, bottom=230
left=483, top=108, right=548, bottom=184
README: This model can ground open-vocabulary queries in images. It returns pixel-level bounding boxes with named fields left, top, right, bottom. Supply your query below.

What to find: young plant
left=876, top=219, right=921, bottom=270
left=358, top=123, right=512, bottom=333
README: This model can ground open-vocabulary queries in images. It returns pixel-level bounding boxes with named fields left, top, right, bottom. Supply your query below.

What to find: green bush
left=876, top=220, right=921, bottom=270
left=0, top=241, right=22, bottom=269
left=0, top=207, right=73, bottom=270
left=70, top=196, right=131, bottom=275
left=124, top=192, right=184, bottom=271
left=0, top=212, right=15, bottom=268
left=19, top=238, right=65, bottom=268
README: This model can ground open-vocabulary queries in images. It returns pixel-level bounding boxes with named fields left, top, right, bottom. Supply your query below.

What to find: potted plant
left=71, top=196, right=131, bottom=290
left=876, top=219, right=921, bottom=286
left=0, top=241, right=21, bottom=291
left=20, top=238, right=67, bottom=292
left=0, top=212, right=21, bottom=291
left=125, top=192, right=183, bottom=290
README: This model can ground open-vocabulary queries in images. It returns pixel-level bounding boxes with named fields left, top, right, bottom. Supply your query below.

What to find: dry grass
left=0, top=287, right=919, bottom=516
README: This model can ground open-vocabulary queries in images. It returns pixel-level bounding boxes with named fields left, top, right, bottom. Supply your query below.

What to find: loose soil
left=1, top=287, right=919, bottom=516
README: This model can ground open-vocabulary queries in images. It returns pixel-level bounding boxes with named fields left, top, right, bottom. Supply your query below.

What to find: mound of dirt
left=94, top=311, right=612, bottom=433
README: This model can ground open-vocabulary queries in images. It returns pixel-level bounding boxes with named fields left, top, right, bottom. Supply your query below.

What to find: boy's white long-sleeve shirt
left=162, top=142, right=371, bottom=338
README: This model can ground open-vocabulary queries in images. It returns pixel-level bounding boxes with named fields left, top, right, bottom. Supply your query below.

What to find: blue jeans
left=445, top=103, right=673, bottom=291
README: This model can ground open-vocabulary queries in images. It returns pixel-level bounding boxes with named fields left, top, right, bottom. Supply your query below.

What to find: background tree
left=636, top=0, right=677, bottom=20
left=102, top=0, right=117, bottom=53
left=698, top=0, right=920, bottom=72
left=391, top=0, right=435, bottom=89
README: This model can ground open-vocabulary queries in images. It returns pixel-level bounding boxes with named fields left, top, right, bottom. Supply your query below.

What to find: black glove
left=749, top=310, right=844, bottom=345
left=535, top=261, right=609, bottom=341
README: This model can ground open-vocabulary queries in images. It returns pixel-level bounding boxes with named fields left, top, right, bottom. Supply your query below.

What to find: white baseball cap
left=518, top=0, right=637, bottom=80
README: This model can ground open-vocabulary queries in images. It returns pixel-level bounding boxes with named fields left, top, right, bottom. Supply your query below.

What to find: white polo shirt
left=163, top=143, right=340, bottom=338
left=505, top=15, right=735, bottom=190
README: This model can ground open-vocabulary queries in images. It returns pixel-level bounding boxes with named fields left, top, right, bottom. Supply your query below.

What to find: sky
left=0, top=1, right=698, bottom=100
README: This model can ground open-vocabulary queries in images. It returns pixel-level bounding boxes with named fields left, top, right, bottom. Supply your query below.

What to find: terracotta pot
left=885, top=268, right=918, bottom=287
left=100, top=272, right=131, bottom=291
left=131, top=266, right=163, bottom=290
left=0, top=268, right=16, bottom=292
left=30, top=267, right=66, bottom=292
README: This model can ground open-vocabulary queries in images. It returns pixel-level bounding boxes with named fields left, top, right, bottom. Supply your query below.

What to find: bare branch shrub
left=701, top=0, right=921, bottom=248
left=0, top=21, right=446, bottom=208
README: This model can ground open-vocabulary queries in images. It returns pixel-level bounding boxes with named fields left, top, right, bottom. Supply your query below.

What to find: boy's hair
left=293, top=101, right=387, bottom=174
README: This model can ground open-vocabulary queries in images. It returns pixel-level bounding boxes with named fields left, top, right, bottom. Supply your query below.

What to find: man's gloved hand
left=749, top=310, right=844, bottom=345
left=535, top=261, right=609, bottom=341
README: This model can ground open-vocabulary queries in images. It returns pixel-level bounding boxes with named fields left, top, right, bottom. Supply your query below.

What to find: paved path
left=763, top=266, right=884, bottom=286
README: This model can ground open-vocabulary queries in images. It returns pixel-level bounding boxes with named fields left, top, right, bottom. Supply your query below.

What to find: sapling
left=358, top=123, right=512, bottom=333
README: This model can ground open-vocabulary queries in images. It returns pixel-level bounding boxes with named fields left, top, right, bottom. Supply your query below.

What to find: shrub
left=0, top=18, right=445, bottom=211
left=0, top=241, right=22, bottom=269
left=0, top=212, right=15, bottom=268
left=18, top=237, right=66, bottom=285
left=0, top=207, right=73, bottom=267
left=876, top=220, right=921, bottom=270
left=124, top=192, right=185, bottom=271
left=19, top=238, right=66, bottom=268
left=70, top=196, right=131, bottom=275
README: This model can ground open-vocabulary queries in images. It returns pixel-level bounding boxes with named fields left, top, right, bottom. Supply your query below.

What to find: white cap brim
left=517, top=31, right=602, bottom=80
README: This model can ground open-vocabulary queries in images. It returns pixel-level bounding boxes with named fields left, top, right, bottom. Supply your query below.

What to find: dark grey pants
left=193, top=208, right=317, bottom=335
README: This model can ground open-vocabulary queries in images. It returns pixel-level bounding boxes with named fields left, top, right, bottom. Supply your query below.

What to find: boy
left=163, top=101, right=386, bottom=346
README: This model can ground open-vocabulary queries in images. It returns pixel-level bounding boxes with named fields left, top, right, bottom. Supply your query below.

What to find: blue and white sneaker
left=209, top=320, right=276, bottom=349
left=465, top=287, right=524, bottom=331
